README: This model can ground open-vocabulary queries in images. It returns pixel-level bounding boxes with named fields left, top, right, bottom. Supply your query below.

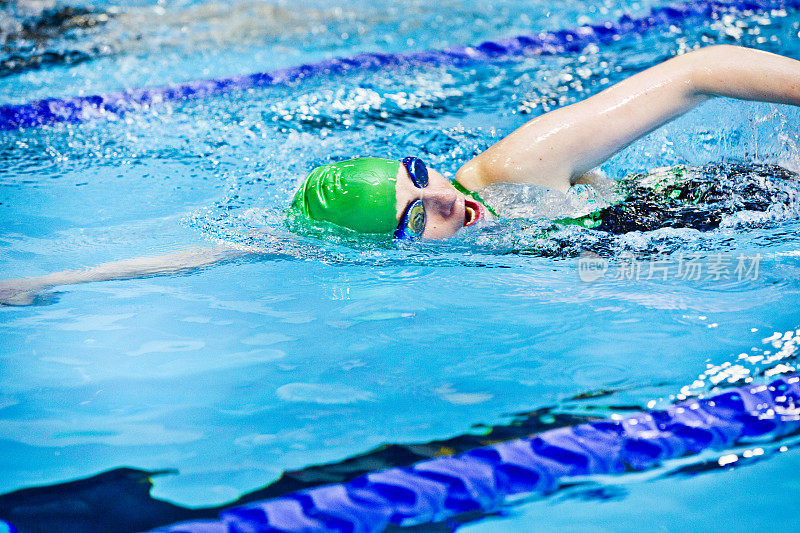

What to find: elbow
left=685, top=44, right=745, bottom=63
left=679, top=45, right=738, bottom=99
left=692, top=44, right=742, bottom=55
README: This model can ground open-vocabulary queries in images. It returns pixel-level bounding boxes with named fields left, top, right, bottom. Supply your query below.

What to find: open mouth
left=464, top=198, right=483, bottom=227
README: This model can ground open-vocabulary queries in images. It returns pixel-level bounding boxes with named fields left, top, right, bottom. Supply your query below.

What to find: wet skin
left=393, top=164, right=483, bottom=240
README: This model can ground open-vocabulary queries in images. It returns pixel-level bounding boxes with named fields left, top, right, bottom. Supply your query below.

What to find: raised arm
left=0, top=245, right=248, bottom=306
left=455, top=45, right=800, bottom=192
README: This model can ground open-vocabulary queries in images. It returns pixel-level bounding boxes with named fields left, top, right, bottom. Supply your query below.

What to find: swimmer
left=2, top=45, right=800, bottom=305
left=291, top=45, right=800, bottom=240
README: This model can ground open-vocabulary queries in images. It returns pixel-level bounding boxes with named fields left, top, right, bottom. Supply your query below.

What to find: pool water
left=1, top=0, right=800, bottom=531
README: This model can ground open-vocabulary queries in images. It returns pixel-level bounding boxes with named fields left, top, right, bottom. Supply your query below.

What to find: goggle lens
left=406, top=200, right=426, bottom=235
left=402, top=157, right=429, bottom=188
left=395, top=199, right=426, bottom=240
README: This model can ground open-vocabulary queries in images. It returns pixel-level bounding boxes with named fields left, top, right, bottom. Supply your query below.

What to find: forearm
left=692, top=45, right=800, bottom=104
left=457, top=45, right=800, bottom=192
left=6, top=245, right=246, bottom=291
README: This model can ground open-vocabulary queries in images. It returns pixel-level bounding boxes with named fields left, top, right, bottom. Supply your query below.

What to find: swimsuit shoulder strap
left=451, top=179, right=500, bottom=217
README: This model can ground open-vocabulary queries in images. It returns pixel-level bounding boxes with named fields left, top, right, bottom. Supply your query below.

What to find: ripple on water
left=275, top=383, right=376, bottom=404
left=126, top=340, right=205, bottom=357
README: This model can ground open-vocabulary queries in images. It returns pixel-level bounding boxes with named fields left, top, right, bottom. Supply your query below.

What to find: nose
left=424, top=185, right=458, bottom=217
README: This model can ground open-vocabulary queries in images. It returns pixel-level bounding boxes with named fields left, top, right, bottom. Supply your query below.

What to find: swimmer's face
left=394, top=163, right=483, bottom=240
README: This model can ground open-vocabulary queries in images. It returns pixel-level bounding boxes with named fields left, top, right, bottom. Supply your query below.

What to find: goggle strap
left=451, top=179, right=500, bottom=217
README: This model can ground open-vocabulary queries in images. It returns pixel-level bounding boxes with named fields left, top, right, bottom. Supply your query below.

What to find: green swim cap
left=291, top=157, right=400, bottom=234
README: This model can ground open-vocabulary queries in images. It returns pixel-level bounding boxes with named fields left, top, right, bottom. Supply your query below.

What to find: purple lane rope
left=146, top=373, right=800, bottom=533
left=2, top=0, right=799, bottom=131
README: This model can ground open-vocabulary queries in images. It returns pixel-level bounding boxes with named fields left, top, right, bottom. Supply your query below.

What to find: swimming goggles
left=394, top=157, right=429, bottom=240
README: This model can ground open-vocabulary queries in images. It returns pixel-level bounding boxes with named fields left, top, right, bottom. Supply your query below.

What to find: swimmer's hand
left=0, top=279, right=49, bottom=306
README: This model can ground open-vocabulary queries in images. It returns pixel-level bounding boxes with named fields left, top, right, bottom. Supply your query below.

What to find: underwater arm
left=455, top=45, right=800, bottom=192
left=0, top=245, right=249, bottom=306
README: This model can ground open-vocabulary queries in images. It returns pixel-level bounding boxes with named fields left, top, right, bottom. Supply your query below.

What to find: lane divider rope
left=1, top=0, right=798, bottom=131
left=148, top=373, right=800, bottom=533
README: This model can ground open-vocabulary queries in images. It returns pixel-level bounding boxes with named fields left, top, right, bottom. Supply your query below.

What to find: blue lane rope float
left=146, top=373, right=800, bottom=533
left=2, top=0, right=800, bottom=131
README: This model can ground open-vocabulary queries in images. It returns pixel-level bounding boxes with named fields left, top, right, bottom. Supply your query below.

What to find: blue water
left=1, top=0, right=800, bottom=531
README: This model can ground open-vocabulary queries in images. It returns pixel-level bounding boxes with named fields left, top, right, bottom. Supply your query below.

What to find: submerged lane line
left=146, top=373, right=800, bottom=532
left=1, top=0, right=799, bottom=131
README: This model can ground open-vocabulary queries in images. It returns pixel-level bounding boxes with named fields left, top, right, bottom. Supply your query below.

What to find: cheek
left=423, top=213, right=462, bottom=239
